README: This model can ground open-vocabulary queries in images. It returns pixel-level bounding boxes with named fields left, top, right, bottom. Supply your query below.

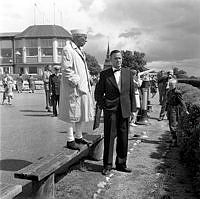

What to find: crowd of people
left=1, top=28, right=189, bottom=176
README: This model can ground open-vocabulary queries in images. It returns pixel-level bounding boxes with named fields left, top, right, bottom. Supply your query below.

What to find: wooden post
left=31, top=173, right=55, bottom=199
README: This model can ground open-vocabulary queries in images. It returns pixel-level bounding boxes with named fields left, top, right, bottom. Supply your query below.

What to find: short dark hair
left=110, top=50, right=121, bottom=57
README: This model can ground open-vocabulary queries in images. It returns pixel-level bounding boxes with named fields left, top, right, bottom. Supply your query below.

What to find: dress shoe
left=116, top=165, right=132, bottom=173
left=102, top=168, right=111, bottom=175
left=75, top=138, right=92, bottom=145
left=66, top=141, right=80, bottom=150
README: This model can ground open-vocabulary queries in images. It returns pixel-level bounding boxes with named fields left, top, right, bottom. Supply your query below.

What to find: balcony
left=0, top=57, right=13, bottom=65
left=26, top=57, right=38, bottom=63
left=41, top=56, right=53, bottom=63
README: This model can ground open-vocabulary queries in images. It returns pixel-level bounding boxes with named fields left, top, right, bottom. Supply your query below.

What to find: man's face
left=73, top=35, right=87, bottom=47
left=54, top=69, right=59, bottom=74
left=48, top=65, right=52, bottom=71
left=110, top=52, right=122, bottom=69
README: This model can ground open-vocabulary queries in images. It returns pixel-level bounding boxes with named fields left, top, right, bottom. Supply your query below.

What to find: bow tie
left=113, top=68, right=121, bottom=73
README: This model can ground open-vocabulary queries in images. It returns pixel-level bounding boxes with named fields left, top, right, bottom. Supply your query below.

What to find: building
left=0, top=25, right=72, bottom=75
left=103, top=42, right=112, bottom=70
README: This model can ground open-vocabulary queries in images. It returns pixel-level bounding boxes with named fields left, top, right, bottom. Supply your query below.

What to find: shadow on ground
left=23, top=114, right=52, bottom=117
left=20, top=110, right=47, bottom=113
left=0, top=159, right=32, bottom=171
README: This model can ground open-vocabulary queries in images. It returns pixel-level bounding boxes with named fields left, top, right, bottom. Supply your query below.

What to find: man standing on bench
left=59, top=29, right=94, bottom=150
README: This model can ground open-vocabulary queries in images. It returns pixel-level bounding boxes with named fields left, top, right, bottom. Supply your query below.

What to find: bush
left=177, top=83, right=200, bottom=196
left=178, top=78, right=200, bottom=89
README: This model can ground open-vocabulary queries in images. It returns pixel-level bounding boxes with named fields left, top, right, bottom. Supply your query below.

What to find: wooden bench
left=14, top=134, right=103, bottom=199
left=0, top=183, right=22, bottom=199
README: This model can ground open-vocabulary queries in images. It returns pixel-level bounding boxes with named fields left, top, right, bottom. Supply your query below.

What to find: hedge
left=178, top=78, right=200, bottom=89
left=177, top=83, right=200, bottom=196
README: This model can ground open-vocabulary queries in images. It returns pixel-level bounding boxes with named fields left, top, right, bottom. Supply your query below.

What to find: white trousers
left=66, top=122, right=84, bottom=142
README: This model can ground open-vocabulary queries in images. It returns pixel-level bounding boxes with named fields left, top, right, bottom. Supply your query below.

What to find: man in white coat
left=59, top=29, right=94, bottom=150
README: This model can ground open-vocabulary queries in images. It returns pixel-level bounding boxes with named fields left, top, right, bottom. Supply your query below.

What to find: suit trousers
left=103, top=107, right=129, bottom=168
left=52, top=94, right=59, bottom=116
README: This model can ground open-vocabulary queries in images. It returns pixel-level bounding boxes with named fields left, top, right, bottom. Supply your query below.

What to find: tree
left=121, top=50, right=147, bottom=71
left=173, top=67, right=188, bottom=78
left=85, top=53, right=101, bottom=76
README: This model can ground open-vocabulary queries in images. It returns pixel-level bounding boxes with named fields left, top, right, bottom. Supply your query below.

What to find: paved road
left=0, top=90, right=93, bottom=185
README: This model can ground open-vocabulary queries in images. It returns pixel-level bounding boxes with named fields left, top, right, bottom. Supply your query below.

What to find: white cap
left=53, top=65, right=61, bottom=70
left=70, top=29, right=87, bottom=36
left=167, top=69, right=173, bottom=75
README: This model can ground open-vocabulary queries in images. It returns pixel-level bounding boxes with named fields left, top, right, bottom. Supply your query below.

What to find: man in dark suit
left=95, top=50, right=136, bottom=175
left=49, top=65, right=61, bottom=117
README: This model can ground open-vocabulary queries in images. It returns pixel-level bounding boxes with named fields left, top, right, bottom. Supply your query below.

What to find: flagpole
left=53, top=2, right=55, bottom=25
left=34, top=3, right=36, bottom=25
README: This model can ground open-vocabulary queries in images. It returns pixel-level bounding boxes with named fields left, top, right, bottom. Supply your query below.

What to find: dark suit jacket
left=95, top=67, right=136, bottom=118
left=49, top=74, right=61, bottom=95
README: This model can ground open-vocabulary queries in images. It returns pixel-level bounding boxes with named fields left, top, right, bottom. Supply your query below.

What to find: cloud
left=119, top=28, right=142, bottom=38
left=146, top=58, right=200, bottom=76
left=0, top=0, right=199, bottom=74
left=97, top=0, right=200, bottom=62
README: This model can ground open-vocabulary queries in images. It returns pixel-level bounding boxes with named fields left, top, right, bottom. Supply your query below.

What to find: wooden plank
left=15, top=134, right=102, bottom=181
left=0, top=183, right=22, bottom=199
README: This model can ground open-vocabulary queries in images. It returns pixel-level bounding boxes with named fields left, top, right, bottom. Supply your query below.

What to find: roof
left=0, top=32, right=19, bottom=38
left=15, top=25, right=72, bottom=39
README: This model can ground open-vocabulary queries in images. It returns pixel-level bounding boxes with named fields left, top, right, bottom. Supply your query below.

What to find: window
left=15, top=39, right=23, bottom=48
left=41, top=39, right=53, bottom=47
left=26, top=39, right=38, bottom=47
left=57, top=48, right=63, bottom=56
left=0, top=40, right=12, bottom=48
left=1, top=48, right=12, bottom=57
left=29, top=67, right=37, bottom=74
left=25, top=39, right=38, bottom=57
left=20, top=67, right=24, bottom=74
left=41, top=48, right=53, bottom=56
left=41, top=39, right=53, bottom=57
left=57, top=39, right=66, bottom=47
left=26, top=48, right=38, bottom=56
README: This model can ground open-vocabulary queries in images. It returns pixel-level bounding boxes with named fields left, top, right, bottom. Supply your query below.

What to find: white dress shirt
left=112, top=67, right=121, bottom=91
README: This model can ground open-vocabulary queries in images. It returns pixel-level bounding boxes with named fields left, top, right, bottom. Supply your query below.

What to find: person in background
left=16, top=73, right=23, bottom=93
left=130, top=69, right=141, bottom=127
left=59, top=29, right=94, bottom=150
left=2, top=75, right=14, bottom=105
left=28, top=75, right=35, bottom=93
left=49, top=65, right=62, bottom=117
left=166, top=78, right=189, bottom=147
left=158, top=70, right=176, bottom=121
left=95, top=50, right=136, bottom=175
left=157, top=70, right=165, bottom=105
left=2, top=71, right=12, bottom=104
left=150, top=75, right=157, bottom=98
left=43, top=65, right=52, bottom=112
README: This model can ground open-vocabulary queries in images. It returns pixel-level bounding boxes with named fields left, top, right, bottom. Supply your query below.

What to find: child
left=2, top=76, right=14, bottom=105
left=166, top=78, right=189, bottom=146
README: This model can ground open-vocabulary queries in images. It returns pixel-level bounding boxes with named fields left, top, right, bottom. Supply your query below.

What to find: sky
left=0, top=0, right=200, bottom=76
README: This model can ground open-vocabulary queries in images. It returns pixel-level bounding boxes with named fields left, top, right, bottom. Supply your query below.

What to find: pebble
left=96, top=189, right=102, bottom=194
left=97, top=181, right=106, bottom=188
left=93, top=193, right=98, bottom=199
